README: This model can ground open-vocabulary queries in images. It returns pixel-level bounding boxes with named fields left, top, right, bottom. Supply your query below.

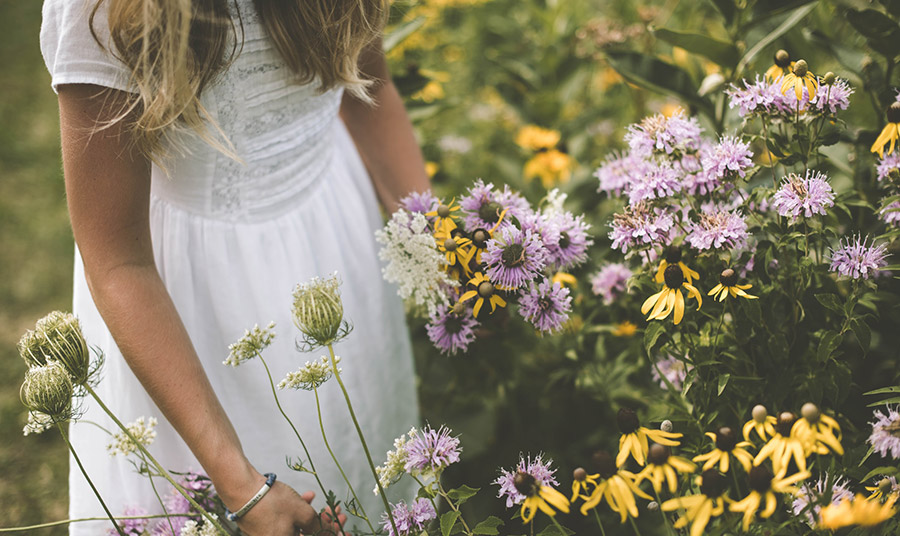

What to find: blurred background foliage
left=3, top=0, right=900, bottom=533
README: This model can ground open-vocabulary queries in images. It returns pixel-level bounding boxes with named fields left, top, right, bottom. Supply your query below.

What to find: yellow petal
left=642, top=290, right=664, bottom=315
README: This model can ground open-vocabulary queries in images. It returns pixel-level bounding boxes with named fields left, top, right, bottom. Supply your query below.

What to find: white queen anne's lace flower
left=224, top=322, right=275, bottom=367
left=23, top=411, right=54, bottom=436
left=179, top=515, right=219, bottom=536
left=107, top=417, right=158, bottom=456
left=374, top=427, right=416, bottom=493
left=278, top=356, right=338, bottom=391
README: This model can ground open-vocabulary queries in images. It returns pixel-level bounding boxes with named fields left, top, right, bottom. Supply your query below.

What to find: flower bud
left=801, top=402, right=819, bottom=422
left=660, top=420, right=674, bottom=433
left=20, top=362, right=74, bottom=421
left=823, top=72, right=836, bottom=85
left=774, top=49, right=790, bottom=67
left=19, top=312, right=92, bottom=386
left=647, top=501, right=659, bottom=511
left=573, top=467, right=587, bottom=482
left=792, top=59, right=809, bottom=78
left=751, top=404, right=768, bottom=423
left=291, top=274, right=349, bottom=349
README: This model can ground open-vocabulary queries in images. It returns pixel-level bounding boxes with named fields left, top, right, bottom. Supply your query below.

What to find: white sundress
left=40, top=0, right=419, bottom=533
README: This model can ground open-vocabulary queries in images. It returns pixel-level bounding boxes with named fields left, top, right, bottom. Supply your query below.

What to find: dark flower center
left=437, top=205, right=451, bottom=218
left=663, top=265, right=685, bottom=289
left=558, top=232, right=571, bottom=250
left=774, top=49, right=790, bottom=67
left=479, top=201, right=503, bottom=224
left=444, top=238, right=458, bottom=252
left=888, top=102, right=900, bottom=124
left=478, top=281, right=495, bottom=298
left=699, top=470, right=726, bottom=498
left=748, top=465, right=773, bottom=493
left=443, top=315, right=464, bottom=335
left=719, top=269, right=738, bottom=287
left=715, top=427, right=737, bottom=451
left=776, top=412, right=796, bottom=437
left=648, top=444, right=669, bottom=465
left=592, top=451, right=618, bottom=479
left=886, top=418, right=900, bottom=438
left=538, top=297, right=553, bottom=311
left=472, top=229, right=490, bottom=248
left=573, top=468, right=587, bottom=482
left=617, top=408, right=640, bottom=434
left=792, top=59, right=808, bottom=77
left=664, top=246, right=682, bottom=264
left=513, top=472, right=539, bottom=497
left=451, top=302, right=466, bottom=316
left=501, top=244, right=526, bottom=267
left=878, top=478, right=894, bottom=493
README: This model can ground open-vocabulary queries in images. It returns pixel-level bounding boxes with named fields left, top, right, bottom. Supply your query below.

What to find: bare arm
left=58, top=84, right=338, bottom=535
left=340, top=40, right=430, bottom=213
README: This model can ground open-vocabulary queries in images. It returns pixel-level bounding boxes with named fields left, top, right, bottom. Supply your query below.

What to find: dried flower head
left=19, top=311, right=94, bottom=386
left=278, top=356, right=337, bottom=391
left=224, top=322, right=276, bottom=367
left=23, top=411, right=54, bottom=436
left=291, top=273, right=350, bottom=350
left=107, top=417, right=158, bottom=457
left=20, top=361, right=75, bottom=422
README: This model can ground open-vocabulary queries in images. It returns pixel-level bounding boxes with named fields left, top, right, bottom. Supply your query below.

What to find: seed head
left=291, top=274, right=349, bottom=349
left=776, top=411, right=796, bottom=436
left=801, top=402, right=819, bottom=422
left=751, top=404, right=768, bottom=423
left=774, top=49, right=790, bottom=67
left=715, top=427, right=737, bottom=451
left=573, top=467, right=587, bottom=481
left=19, top=311, right=92, bottom=386
left=792, top=59, right=809, bottom=78
left=748, top=465, right=773, bottom=493
left=648, top=444, right=670, bottom=465
left=591, top=451, right=617, bottom=479
left=719, top=268, right=738, bottom=287
left=823, top=72, right=836, bottom=85
left=887, top=102, right=900, bottom=124
left=699, top=470, right=727, bottom=498
left=513, top=471, right=539, bottom=497
left=647, top=501, right=659, bottom=511
left=660, top=420, right=674, bottom=433
left=20, top=362, right=75, bottom=421
left=617, top=408, right=640, bottom=434
left=663, top=264, right=684, bottom=289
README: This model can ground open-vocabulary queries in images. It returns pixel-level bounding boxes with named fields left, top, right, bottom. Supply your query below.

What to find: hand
left=236, top=484, right=349, bottom=536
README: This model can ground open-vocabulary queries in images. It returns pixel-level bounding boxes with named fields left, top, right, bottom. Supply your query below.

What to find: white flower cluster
left=23, top=411, right=53, bottom=436
left=374, top=426, right=416, bottom=494
left=375, top=210, right=457, bottom=317
left=542, top=188, right=568, bottom=216
left=107, top=417, right=158, bottom=456
left=278, top=356, right=340, bottom=391
left=224, top=322, right=276, bottom=367
left=179, top=515, right=219, bottom=536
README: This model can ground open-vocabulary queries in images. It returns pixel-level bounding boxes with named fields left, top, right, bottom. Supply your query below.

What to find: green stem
left=549, top=515, right=567, bottom=536
left=710, top=307, right=726, bottom=361
left=761, top=117, right=778, bottom=188
left=0, top=514, right=196, bottom=532
left=411, top=474, right=439, bottom=512
left=84, top=385, right=228, bottom=535
left=327, top=343, right=399, bottom=536
left=437, top=479, right=473, bottom=536
left=592, top=509, right=607, bottom=536
left=628, top=515, right=643, bottom=536
left=145, top=460, right=176, bottom=536
left=58, top=423, right=126, bottom=536
left=313, top=385, right=375, bottom=534
left=652, top=488, right=675, bottom=536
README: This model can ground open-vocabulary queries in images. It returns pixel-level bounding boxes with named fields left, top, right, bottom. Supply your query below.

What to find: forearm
left=340, top=79, right=430, bottom=213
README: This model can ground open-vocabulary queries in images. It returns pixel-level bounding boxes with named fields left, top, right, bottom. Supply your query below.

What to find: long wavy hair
left=89, top=0, right=387, bottom=164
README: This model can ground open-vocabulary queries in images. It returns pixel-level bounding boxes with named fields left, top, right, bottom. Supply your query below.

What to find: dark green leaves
left=473, top=517, right=504, bottom=535
left=845, top=9, right=900, bottom=57
left=652, top=28, right=740, bottom=66
left=605, top=51, right=714, bottom=117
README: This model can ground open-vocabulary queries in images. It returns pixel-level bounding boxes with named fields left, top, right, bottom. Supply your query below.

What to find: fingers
left=300, top=490, right=315, bottom=503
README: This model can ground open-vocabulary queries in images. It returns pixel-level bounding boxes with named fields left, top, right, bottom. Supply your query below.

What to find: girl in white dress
left=40, top=0, right=426, bottom=533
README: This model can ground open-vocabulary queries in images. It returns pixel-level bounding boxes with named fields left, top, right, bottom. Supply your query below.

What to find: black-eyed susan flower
left=819, top=493, right=898, bottom=529
left=791, top=403, right=843, bottom=456
left=468, top=209, right=509, bottom=265
left=753, top=412, right=808, bottom=476
left=571, top=467, right=598, bottom=501
left=765, top=49, right=792, bottom=81
left=729, top=465, right=810, bottom=531
left=655, top=246, right=699, bottom=285
left=552, top=271, right=577, bottom=288
left=579, top=451, right=652, bottom=521
left=692, top=427, right=754, bottom=473
left=780, top=59, right=818, bottom=101
left=743, top=404, right=777, bottom=442
left=708, top=268, right=757, bottom=302
left=458, top=272, right=507, bottom=319
left=661, top=470, right=730, bottom=536
left=866, top=476, right=900, bottom=502
left=524, top=149, right=575, bottom=189
left=512, top=471, right=570, bottom=523
left=870, top=101, right=900, bottom=158
left=635, top=444, right=697, bottom=494
left=426, top=198, right=461, bottom=234
left=642, top=264, right=703, bottom=325
left=434, top=227, right=475, bottom=275
left=616, top=408, right=683, bottom=467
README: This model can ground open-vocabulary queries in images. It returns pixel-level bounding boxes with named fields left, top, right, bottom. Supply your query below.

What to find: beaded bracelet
left=225, top=473, right=277, bottom=522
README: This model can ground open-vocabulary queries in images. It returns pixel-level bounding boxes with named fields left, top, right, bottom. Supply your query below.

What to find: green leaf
left=862, top=466, right=900, bottom=483
left=536, top=524, right=575, bottom=536
left=710, top=0, right=736, bottom=25
left=880, top=0, right=900, bottom=18
left=473, top=517, right=504, bottom=535
left=846, top=9, right=900, bottom=57
left=644, top=321, right=666, bottom=355
left=384, top=17, right=426, bottom=53
left=441, top=512, right=461, bottom=536
left=817, top=331, right=843, bottom=362
left=869, top=396, right=900, bottom=406
left=736, top=3, right=817, bottom=76
left=718, top=373, right=731, bottom=396
left=815, top=293, right=844, bottom=314
left=864, top=386, right=900, bottom=396
left=447, top=485, right=480, bottom=505
left=850, top=318, right=871, bottom=353
left=604, top=51, right=713, bottom=117
left=652, top=27, right=740, bottom=66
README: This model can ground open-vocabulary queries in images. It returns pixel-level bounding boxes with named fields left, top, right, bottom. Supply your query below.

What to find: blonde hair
left=90, top=0, right=387, bottom=164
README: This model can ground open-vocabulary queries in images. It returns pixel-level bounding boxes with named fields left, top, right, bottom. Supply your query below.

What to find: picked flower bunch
left=376, top=182, right=593, bottom=354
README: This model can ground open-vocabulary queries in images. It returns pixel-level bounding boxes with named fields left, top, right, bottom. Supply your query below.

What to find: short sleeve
left=40, top=0, right=136, bottom=93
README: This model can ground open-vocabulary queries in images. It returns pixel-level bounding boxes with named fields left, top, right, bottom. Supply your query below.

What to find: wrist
left=207, top=454, right=264, bottom=511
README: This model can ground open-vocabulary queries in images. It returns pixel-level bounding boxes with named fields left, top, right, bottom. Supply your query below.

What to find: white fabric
left=40, top=0, right=419, bottom=533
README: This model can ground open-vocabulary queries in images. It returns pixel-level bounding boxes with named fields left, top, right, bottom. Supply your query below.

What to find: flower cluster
left=106, top=416, right=158, bottom=457
left=224, top=322, right=276, bottom=367
left=381, top=498, right=437, bottom=536
left=374, top=425, right=461, bottom=492
left=277, top=355, right=337, bottom=391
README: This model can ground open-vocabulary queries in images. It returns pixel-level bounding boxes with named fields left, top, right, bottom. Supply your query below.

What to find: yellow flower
left=516, top=125, right=560, bottom=151
left=730, top=465, right=810, bottom=531
left=635, top=444, right=697, bottom=494
left=819, top=493, right=897, bottom=529
left=579, top=452, right=652, bottom=521
left=458, top=272, right=506, bottom=319
left=616, top=408, right=682, bottom=467
left=434, top=227, right=475, bottom=275
left=708, top=268, right=757, bottom=301
left=753, top=412, right=808, bottom=476
left=661, top=471, right=730, bottom=536
left=743, top=404, right=777, bottom=442
left=570, top=467, right=599, bottom=501
left=552, top=271, right=577, bottom=288
left=425, top=198, right=461, bottom=235
left=512, top=471, right=570, bottom=523
left=870, top=102, right=900, bottom=158
left=424, top=161, right=439, bottom=178
left=866, top=476, right=899, bottom=502
left=642, top=264, right=703, bottom=325
left=612, top=321, right=637, bottom=337
left=524, top=150, right=574, bottom=189
left=780, top=59, right=818, bottom=101
left=791, top=403, right=843, bottom=456
left=764, top=49, right=792, bottom=81
left=692, top=427, right=754, bottom=473
left=412, top=80, right=445, bottom=103
left=655, top=247, right=699, bottom=285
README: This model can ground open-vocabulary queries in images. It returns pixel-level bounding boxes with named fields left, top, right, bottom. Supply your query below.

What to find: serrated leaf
left=473, top=517, right=504, bottom=535
left=817, top=331, right=843, bottom=362
left=850, top=318, right=871, bottom=352
left=447, top=485, right=480, bottom=505
left=652, top=27, right=740, bottom=66
left=862, top=466, right=900, bottom=482
left=605, top=51, right=713, bottom=117
left=815, top=293, right=844, bottom=314
left=441, top=512, right=461, bottom=536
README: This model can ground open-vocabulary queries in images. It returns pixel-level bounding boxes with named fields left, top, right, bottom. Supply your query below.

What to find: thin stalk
left=313, top=386, right=375, bottom=534
left=710, top=311, right=726, bottom=362
left=731, top=468, right=743, bottom=499
left=58, top=423, right=126, bottom=536
left=437, top=479, right=473, bottom=535
left=628, top=515, right=643, bottom=536
left=549, top=515, right=568, bottom=536
left=326, top=343, right=399, bottom=536
left=411, top=474, right=439, bottom=512
left=145, top=461, right=176, bottom=536
left=592, top=509, right=607, bottom=536
left=0, top=514, right=195, bottom=532
left=84, top=385, right=228, bottom=535
left=256, top=354, right=347, bottom=536
left=761, top=117, right=778, bottom=188
left=652, top=488, right=675, bottom=536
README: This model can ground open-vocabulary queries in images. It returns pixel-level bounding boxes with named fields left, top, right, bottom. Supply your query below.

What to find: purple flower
left=772, top=170, right=835, bottom=220
left=400, top=190, right=439, bottom=215
left=879, top=200, right=900, bottom=226
left=608, top=203, right=675, bottom=253
left=519, top=211, right=561, bottom=252
left=700, top=136, right=754, bottom=184
left=483, top=226, right=548, bottom=289
left=494, top=455, right=558, bottom=508
left=876, top=153, right=900, bottom=182
left=651, top=354, right=690, bottom=391
left=404, top=425, right=462, bottom=474
left=426, top=304, right=478, bottom=355
left=792, top=474, right=853, bottom=527
left=382, top=498, right=436, bottom=536
left=108, top=506, right=149, bottom=536
left=869, top=407, right=900, bottom=459
left=686, top=210, right=748, bottom=251
left=625, top=110, right=703, bottom=157
left=518, top=280, right=572, bottom=333
left=595, top=151, right=641, bottom=197
left=627, top=162, right=683, bottom=204
left=727, top=76, right=783, bottom=116
left=545, top=212, right=593, bottom=270
left=459, top=180, right=529, bottom=230
left=829, top=235, right=890, bottom=279
left=591, top=263, right=632, bottom=305
left=814, top=79, right=853, bottom=114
